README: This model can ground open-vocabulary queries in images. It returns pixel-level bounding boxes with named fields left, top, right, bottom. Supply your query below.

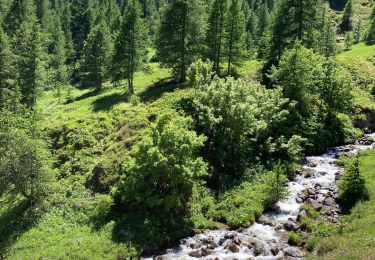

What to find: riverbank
left=145, top=134, right=375, bottom=259
left=310, top=143, right=375, bottom=259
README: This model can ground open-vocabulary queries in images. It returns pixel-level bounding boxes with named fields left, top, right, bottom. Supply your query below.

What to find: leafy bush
left=187, top=59, right=214, bottom=86
left=0, top=109, right=54, bottom=207
left=115, top=114, right=208, bottom=215
left=288, top=231, right=303, bottom=246
left=192, top=76, right=300, bottom=185
left=339, top=158, right=369, bottom=209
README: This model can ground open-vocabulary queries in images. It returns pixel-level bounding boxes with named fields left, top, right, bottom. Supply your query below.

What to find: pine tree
left=340, top=0, right=353, bottom=32
left=0, top=26, right=17, bottom=108
left=366, top=6, right=375, bottom=45
left=256, top=3, right=270, bottom=38
left=225, top=0, right=246, bottom=75
left=157, top=0, right=206, bottom=82
left=269, top=0, right=322, bottom=62
left=245, top=9, right=258, bottom=52
left=81, top=19, right=113, bottom=91
left=111, top=0, right=145, bottom=94
left=206, top=0, right=228, bottom=74
left=317, top=8, right=337, bottom=58
left=3, top=0, right=34, bottom=37
left=13, top=15, right=43, bottom=107
left=71, top=0, right=93, bottom=60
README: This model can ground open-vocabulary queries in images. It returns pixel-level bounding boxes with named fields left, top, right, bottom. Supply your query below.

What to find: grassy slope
left=311, top=149, right=375, bottom=259
left=1, top=59, right=264, bottom=259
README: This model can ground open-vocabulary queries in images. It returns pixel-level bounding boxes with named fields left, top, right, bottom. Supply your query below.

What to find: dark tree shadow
left=0, top=200, right=38, bottom=255
left=65, top=89, right=99, bottom=104
left=139, top=78, right=188, bottom=103
left=92, top=92, right=130, bottom=112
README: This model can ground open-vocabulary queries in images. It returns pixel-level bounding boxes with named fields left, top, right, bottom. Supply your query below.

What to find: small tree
left=0, top=109, right=54, bottom=207
left=366, top=6, right=375, bottom=45
left=339, top=158, right=369, bottom=209
left=116, top=114, right=208, bottom=215
left=112, top=0, right=146, bottom=94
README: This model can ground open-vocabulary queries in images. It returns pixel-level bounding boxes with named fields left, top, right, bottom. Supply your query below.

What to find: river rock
left=307, top=161, right=317, bottom=167
left=227, top=242, right=240, bottom=253
left=307, top=199, right=323, bottom=211
left=283, top=247, right=304, bottom=258
left=323, top=197, right=336, bottom=207
left=258, top=215, right=275, bottom=226
left=284, top=221, right=300, bottom=231
left=250, top=238, right=266, bottom=256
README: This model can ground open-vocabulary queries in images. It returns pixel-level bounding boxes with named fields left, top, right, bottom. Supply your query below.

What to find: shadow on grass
left=139, top=78, right=188, bottom=103
left=92, top=92, right=130, bottom=112
left=65, top=89, right=99, bottom=104
left=0, top=200, right=38, bottom=256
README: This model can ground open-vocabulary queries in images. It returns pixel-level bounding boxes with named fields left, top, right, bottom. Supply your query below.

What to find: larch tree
left=81, top=18, right=113, bottom=91
left=157, top=0, right=206, bottom=82
left=206, top=0, right=228, bottom=75
left=225, top=0, right=246, bottom=75
left=111, top=0, right=146, bottom=94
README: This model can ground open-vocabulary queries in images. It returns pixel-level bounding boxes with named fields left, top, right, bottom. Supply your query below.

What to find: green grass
left=310, top=149, right=375, bottom=259
left=338, top=43, right=375, bottom=60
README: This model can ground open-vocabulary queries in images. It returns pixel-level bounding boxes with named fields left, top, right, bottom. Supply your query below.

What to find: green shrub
left=115, top=114, right=208, bottom=215
left=306, top=236, right=320, bottom=252
left=288, top=232, right=303, bottom=246
left=339, top=158, right=369, bottom=209
left=187, top=59, right=214, bottom=86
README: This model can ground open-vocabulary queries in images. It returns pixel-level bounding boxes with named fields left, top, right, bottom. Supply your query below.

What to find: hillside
left=1, top=0, right=375, bottom=259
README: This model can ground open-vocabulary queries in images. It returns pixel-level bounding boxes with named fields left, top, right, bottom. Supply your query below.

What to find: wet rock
left=224, top=232, right=236, bottom=240
left=284, top=247, right=304, bottom=258
left=284, top=221, right=300, bottom=231
left=271, top=247, right=280, bottom=256
left=296, top=197, right=303, bottom=203
left=323, top=197, right=336, bottom=207
left=202, top=237, right=218, bottom=249
left=188, top=250, right=202, bottom=258
left=189, top=241, right=202, bottom=249
left=258, top=215, right=275, bottom=226
left=307, top=162, right=317, bottom=168
left=227, top=242, right=240, bottom=253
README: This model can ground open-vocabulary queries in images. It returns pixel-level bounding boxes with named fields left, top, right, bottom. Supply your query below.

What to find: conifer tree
left=340, top=0, right=353, bottom=32
left=318, top=8, right=337, bottom=58
left=257, top=3, right=270, bottom=38
left=269, top=0, right=322, bottom=62
left=111, top=0, right=145, bottom=94
left=225, top=0, right=246, bottom=75
left=81, top=19, right=113, bottom=91
left=13, top=15, right=43, bottom=107
left=0, top=26, right=17, bottom=108
left=3, top=0, right=34, bottom=37
left=353, top=18, right=362, bottom=44
left=366, top=6, right=375, bottom=45
left=157, top=0, right=206, bottom=82
left=71, top=0, right=93, bottom=60
left=245, top=9, right=258, bottom=52
left=206, top=0, right=228, bottom=74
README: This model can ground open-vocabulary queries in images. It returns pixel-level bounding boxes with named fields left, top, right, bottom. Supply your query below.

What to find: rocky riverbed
left=144, top=134, right=375, bottom=260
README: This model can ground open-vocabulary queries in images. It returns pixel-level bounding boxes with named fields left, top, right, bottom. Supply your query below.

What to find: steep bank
left=146, top=134, right=375, bottom=259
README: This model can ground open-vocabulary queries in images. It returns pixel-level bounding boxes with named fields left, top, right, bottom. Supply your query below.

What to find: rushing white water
left=145, top=133, right=375, bottom=260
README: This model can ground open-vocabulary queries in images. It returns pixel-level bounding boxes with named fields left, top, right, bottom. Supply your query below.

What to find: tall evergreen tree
left=81, top=19, right=113, bottom=91
left=206, top=0, right=228, bottom=74
left=71, top=0, right=93, bottom=60
left=256, top=3, right=270, bottom=38
left=269, top=0, right=322, bottom=62
left=317, top=8, right=337, bottom=58
left=225, top=0, right=246, bottom=74
left=3, top=0, right=34, bottom=37
left=245, top=8, right=258, bottom=52
left=157, top=0, right=206, bottom=82
left=13, top=15, right=43, bottom=107
left=340, top=0, right=353, bottom=32
left=366, top=6, right=375, bottom=45
left=0, top=26, right=17, bottom=108
left=353, top=18, right=362, bottom=44
left=112, top=0, right=145, bottom=94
